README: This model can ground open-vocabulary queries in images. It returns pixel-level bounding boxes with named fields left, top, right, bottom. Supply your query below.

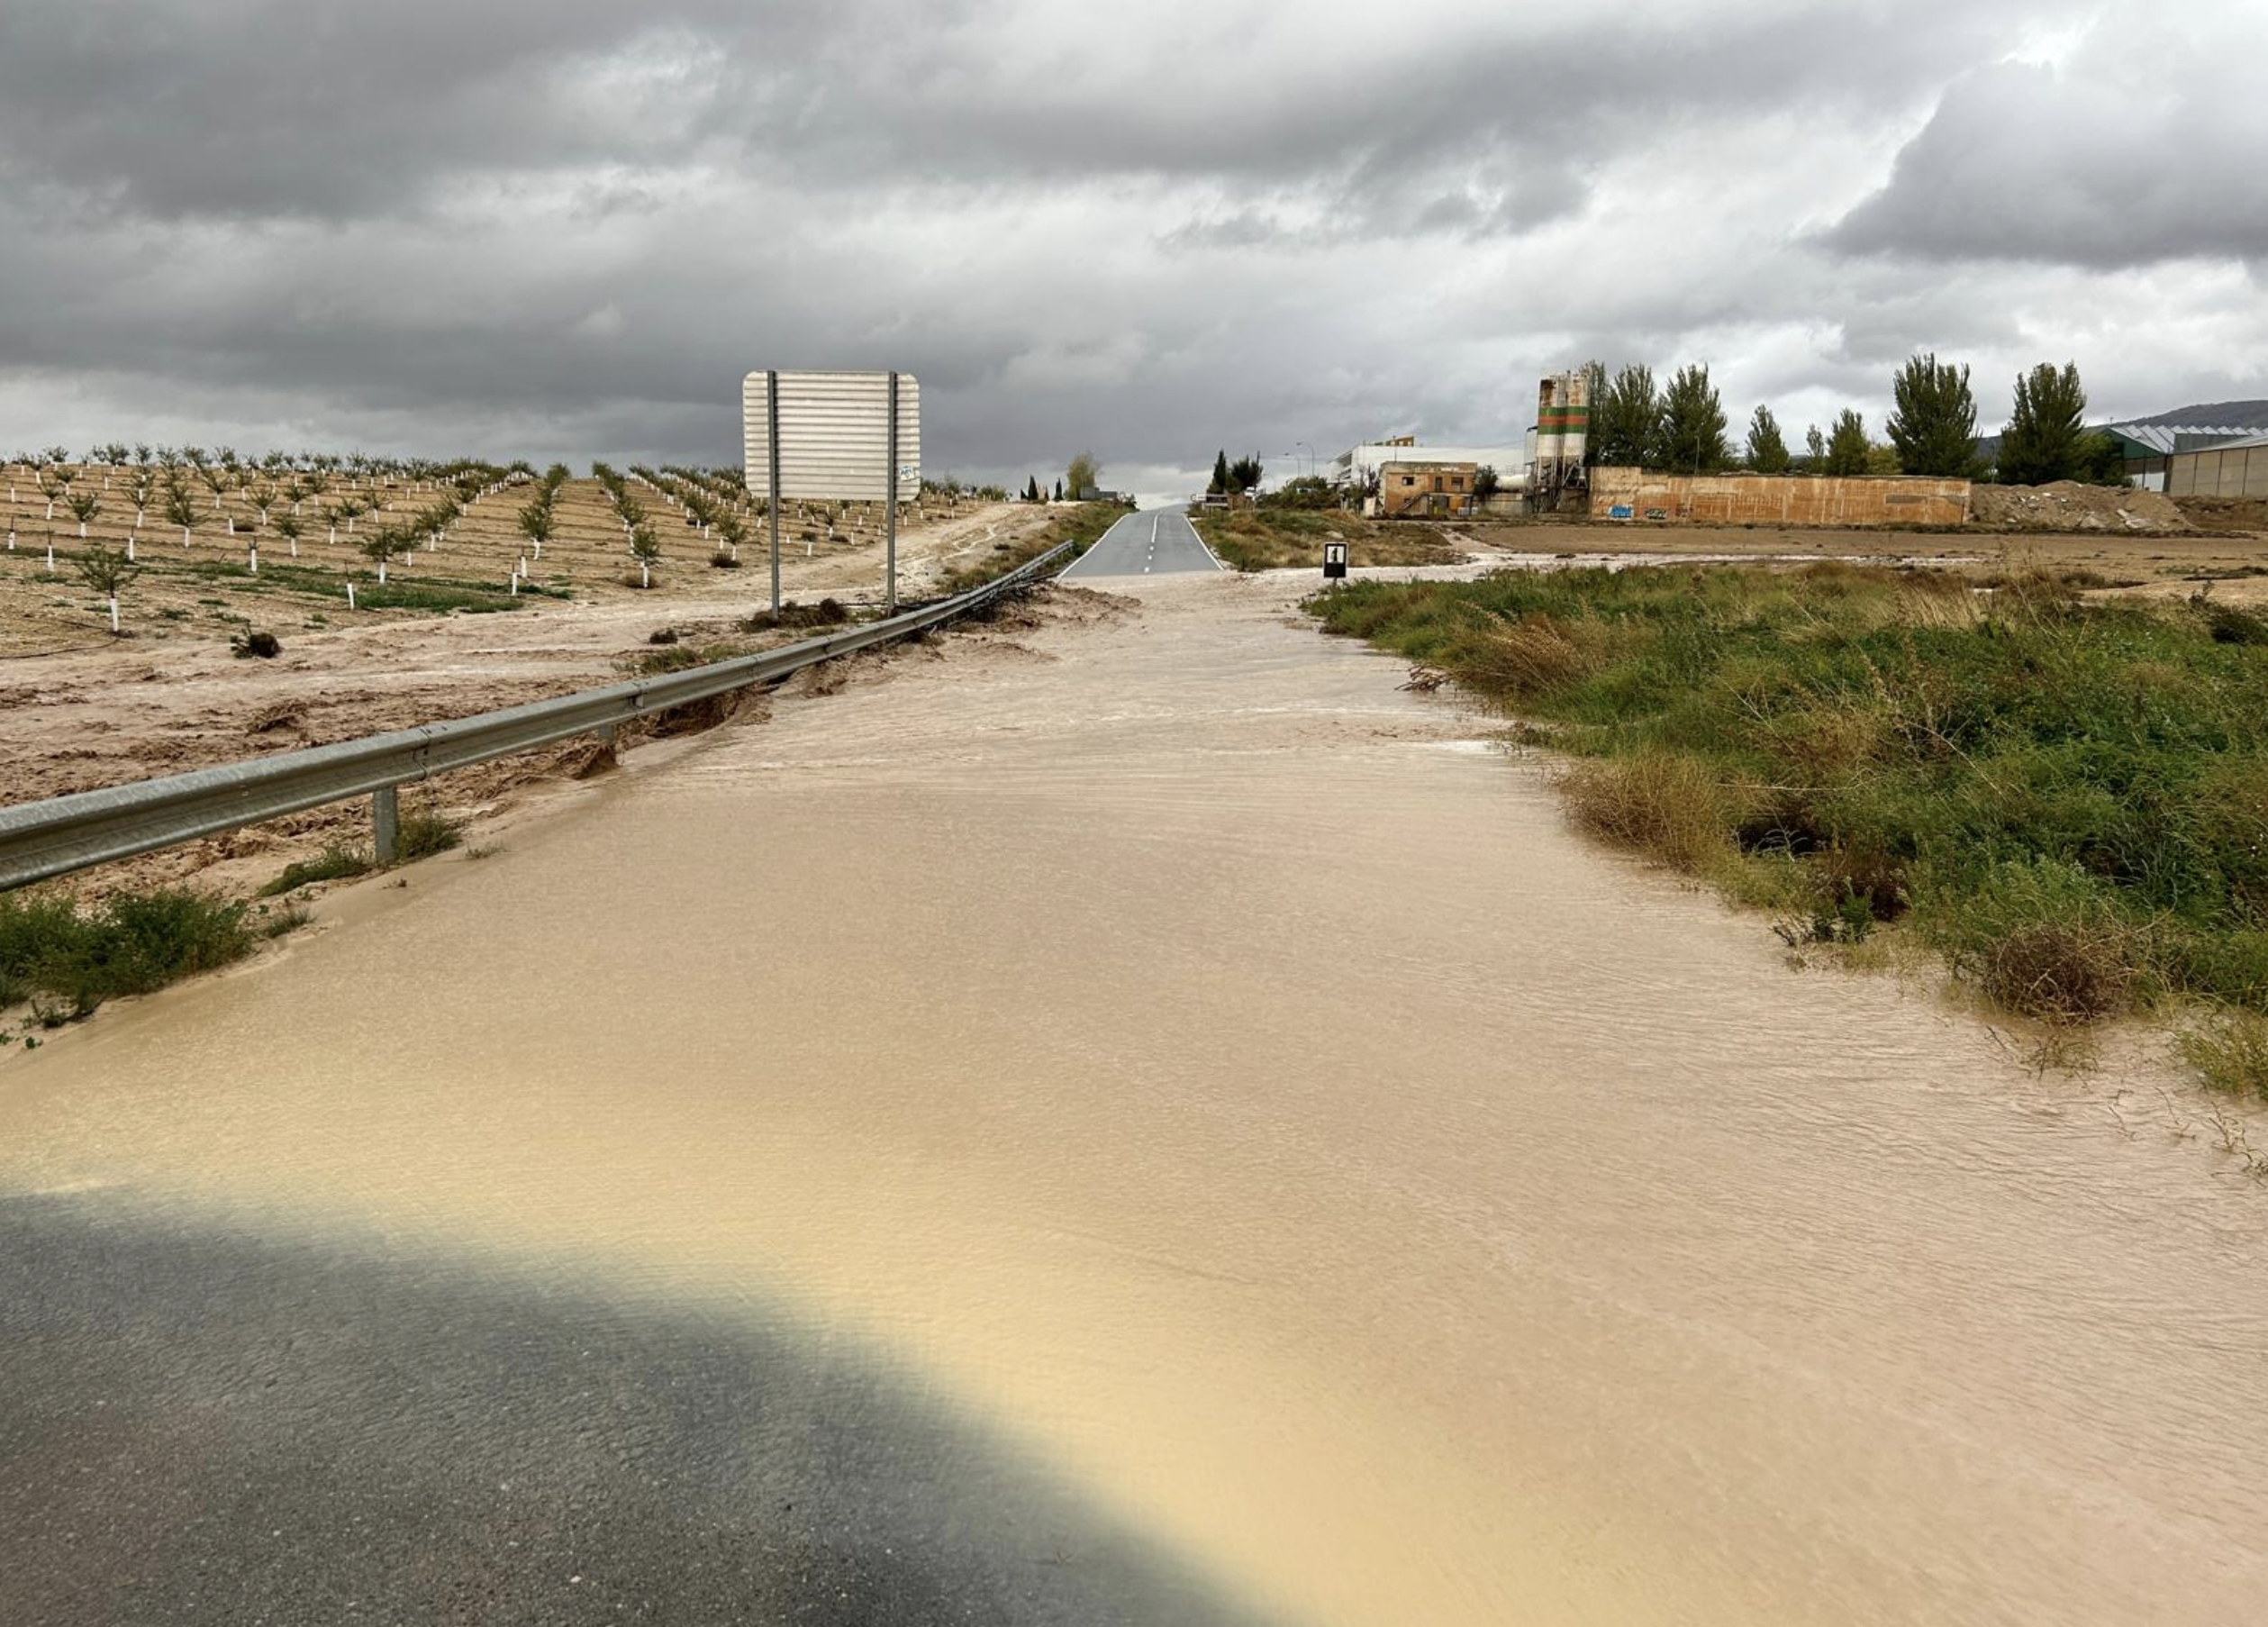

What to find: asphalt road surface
left=1057, top=509, right=1221, bottom=578
left=0, top=1195, right=1266, bottom=1627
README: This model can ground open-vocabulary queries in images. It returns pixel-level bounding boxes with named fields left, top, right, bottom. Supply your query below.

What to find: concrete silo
left=1531, top=370, right=1590, bottom=513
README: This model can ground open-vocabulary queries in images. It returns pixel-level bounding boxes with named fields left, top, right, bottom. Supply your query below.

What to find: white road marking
left=1184, top=512, right=1229, bottom=571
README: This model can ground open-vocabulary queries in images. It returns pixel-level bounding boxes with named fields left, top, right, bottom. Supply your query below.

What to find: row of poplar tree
left=1583, top=356, right=2122, bottom=485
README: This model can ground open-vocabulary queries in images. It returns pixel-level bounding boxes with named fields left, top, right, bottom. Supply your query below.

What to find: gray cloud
left=1824, top=32, right=2268, bottom=268
left=0, top=0, right=2263, bottom=496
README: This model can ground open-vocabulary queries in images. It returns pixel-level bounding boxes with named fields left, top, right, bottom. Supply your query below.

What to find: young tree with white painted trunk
left=67, top=490, right=101, bottom=538
left=164, top=484, right=200, bottom=547
left=630, top=523, right=662, bottom=588
left=712, top=510, right=747, bottom=566
left=359, top=523, right=409, bottom=584
left=74, top=543, right=140, bottom=636
left=516, top=495, right=555, bottom=560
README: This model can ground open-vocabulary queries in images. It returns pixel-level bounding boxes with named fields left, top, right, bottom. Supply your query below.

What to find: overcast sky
left=2, top=0, right=2263, bottom=502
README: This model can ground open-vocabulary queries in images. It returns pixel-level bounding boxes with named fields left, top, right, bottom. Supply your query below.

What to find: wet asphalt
left=0, top=1194, right=1274, bottom=1626
left=1057, top=512, right=1221, bottom=579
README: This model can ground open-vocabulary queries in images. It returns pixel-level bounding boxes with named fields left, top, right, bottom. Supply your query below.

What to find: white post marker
left=347, top=580, right=357, bottom=610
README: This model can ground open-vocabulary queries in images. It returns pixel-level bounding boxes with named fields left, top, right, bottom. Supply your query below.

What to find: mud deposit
left=2, top=571, right=2264, bottom=1625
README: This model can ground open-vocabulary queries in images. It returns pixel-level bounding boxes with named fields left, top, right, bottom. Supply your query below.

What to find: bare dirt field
left=1, top=462, right=1065, bottom=901
left=1453, top=514, right=2267, bottom=600
left=2, top=461, right=1048, bottom=659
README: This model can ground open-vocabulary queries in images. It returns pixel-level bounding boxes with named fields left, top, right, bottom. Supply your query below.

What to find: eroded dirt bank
left=2, top=568, right=2263, bottom=1626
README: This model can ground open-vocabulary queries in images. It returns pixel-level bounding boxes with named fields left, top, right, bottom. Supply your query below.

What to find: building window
left=1401, top=475, right=1415, bottom=486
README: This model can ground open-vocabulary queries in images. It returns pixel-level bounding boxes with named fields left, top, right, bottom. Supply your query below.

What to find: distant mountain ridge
left=2122, top=400, right=2268, bottom=428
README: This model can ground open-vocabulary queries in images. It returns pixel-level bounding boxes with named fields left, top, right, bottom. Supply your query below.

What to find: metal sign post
left=767, top=368, right=782, bottom=616
left=885, top=371, right=900, bottom=614
left=740, top=370, right=919, bottom=612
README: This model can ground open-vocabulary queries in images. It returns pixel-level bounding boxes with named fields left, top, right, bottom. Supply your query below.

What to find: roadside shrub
left=739, top=597, right=851, bottom=632
left=1558, top=749, right=1738, bottom=869
left=0, top=888, right=256, bottom=1013
left=396, top=809, right=461, bottom=861
left=1980, top=920, right=2135, bottom=1023
left=2198, top=603, right=2268, bottom=647
left=1917, top=857, right=2143, bottom=1023
left=1460, top=614, right=1609, bottom=698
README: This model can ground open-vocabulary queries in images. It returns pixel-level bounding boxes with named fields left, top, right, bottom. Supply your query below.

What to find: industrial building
left=1376, top=461, right=1480, bottom=518
left=2100, top=422, right=2261, bottom=490
left=1332, top=435, right=1523, bottom=497
left=2166, top=433, right=2268, bottom=499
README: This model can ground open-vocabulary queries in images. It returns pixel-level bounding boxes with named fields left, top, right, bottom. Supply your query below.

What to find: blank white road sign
left=742, top=370, right=921, bottom=504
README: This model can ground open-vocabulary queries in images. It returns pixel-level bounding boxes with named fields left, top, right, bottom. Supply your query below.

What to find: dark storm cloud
left=0, top=0, right=2263, bottom=488
left=5, top=0, right=1994, bottom=223
left=1824, top=41, right=2268, bottom=268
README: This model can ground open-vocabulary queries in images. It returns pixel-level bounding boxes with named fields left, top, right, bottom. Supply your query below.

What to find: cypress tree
left=1658, top=364, right=1730, bottom=473
left=1886, top=352, right=1980, bottom=476
left=1998, top=362, right=2090, bottom=486
left=1822, top=409, right=1871, bottom=476
left=1746, top=405, right=1791, bottom=473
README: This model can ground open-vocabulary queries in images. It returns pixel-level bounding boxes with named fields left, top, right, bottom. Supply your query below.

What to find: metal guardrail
left=0, top=541, right=1075, bottom=892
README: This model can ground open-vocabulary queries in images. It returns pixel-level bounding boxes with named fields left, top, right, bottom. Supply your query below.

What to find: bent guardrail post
left=0, top=539, right=1075, bottom=893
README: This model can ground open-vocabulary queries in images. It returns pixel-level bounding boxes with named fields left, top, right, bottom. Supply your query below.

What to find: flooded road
left=4, top=568, right=2266, bottom=1624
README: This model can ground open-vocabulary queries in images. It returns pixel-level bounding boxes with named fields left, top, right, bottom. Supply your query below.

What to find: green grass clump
left=0, top=888, right=258, bottom=1017
left=1311, top=563, right=2268, bottom=1045
left=2181, top=1009, right=2268, bottom=1100
left=173, top=559, right=567, bottom=612
left=255, top=812, right=457, bottom=895
left=396, top=809, right=462, bottom=861
left=260, top=843, right=374, bottom=895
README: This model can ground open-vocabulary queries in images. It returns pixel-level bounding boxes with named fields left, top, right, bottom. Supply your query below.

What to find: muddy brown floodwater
left=4, top=568, right=2266, bottom=1624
